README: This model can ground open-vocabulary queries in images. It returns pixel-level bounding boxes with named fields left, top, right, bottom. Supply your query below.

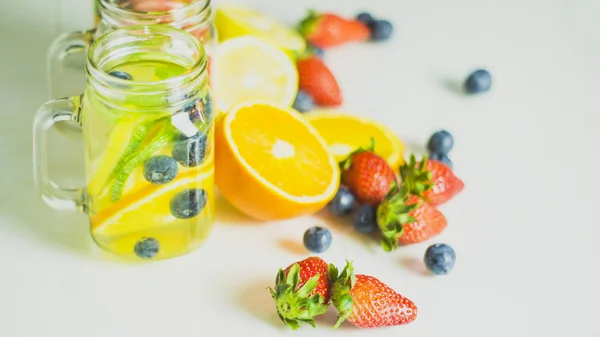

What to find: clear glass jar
left=34, top=25, right=214, bottom=260
left=49, top=0, right=215, bottom=100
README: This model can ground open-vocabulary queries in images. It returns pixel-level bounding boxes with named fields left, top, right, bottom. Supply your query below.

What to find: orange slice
left=304, top=110, right=405, bottom=167
left=215, top=102, right=340, bottom=220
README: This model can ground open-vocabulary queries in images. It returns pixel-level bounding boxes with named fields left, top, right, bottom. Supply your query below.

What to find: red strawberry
left=377, top=186, right=447, bottom=250
left=297, top=56, right=342, bottom=106
left=330, top=261, right=418, bottom=328
left=400, top=154, right=465, bottom=206
left=340, top=141, right=397, bottom=206
left=268, top=256, right=332, bottom=330
left=398, top=195, right=447, bottom=244
left=298, top=11, right=370, bottom=48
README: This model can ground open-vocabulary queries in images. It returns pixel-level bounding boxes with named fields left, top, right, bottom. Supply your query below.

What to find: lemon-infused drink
left=85, top=62, right=214, bottom=259
left=34, top=26, right=214, bottom=261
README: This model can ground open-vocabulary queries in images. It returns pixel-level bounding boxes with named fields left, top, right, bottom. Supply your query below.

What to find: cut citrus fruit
left=304, top=110, right=405, bottom=167
left=215, top=6, right=306, bottom=56
left=215, top=102, right=339, bottom=220
left=87, top=117, right=143, bottom=197
left=91, top=155, right=214, bottom=237
left=211, top=36, right=299, bottom=113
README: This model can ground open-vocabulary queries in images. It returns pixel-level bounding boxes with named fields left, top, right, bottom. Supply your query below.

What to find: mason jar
left=49, top=0, right=215, bottom=100
left=34, top=25, right=215, bottom=260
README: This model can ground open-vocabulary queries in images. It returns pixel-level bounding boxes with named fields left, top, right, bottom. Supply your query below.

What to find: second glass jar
left=50, top=0, right=215, bottom=100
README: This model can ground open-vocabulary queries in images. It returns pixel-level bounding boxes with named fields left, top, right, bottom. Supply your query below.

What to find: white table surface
left=1, top=0, right=599, bottom=336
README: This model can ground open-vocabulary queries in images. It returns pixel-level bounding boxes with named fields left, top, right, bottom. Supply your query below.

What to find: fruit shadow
left=213, top=191, right=261, bottom=226
left=399, top=256, right=431, bottom=276
left=234, top=278, right=287, bottom=329
left=314, top=308, right=357, bottom=330
left=278, top=238, right=308, bottom=255
left=441, top=77, right=466, bottom=95
left=315, top=209, right=381, bottom=254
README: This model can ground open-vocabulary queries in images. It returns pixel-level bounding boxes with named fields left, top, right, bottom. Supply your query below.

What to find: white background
left=1, top=0, right=599, bottom=336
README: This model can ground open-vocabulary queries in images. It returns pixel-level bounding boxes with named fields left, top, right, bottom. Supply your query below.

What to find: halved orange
left=304, top=110, right=405, bottom=168
left=215, top=102, right=340, bottom=220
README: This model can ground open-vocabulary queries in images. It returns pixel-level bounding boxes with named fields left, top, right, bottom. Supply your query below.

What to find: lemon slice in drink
left=215, top=6, right=306, bottom=56
left=211, top=36, right=299, bottom=113
left=87, top=118, right=142, bottom=197
left=92, top=155, right=214, bottom=237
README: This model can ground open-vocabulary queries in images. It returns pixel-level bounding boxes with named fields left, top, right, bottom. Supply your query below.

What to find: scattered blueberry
left=427, top=130, right=454, bottom=155
left=356, top=12, right=375, bottom=26
left=134, top=237, right=160, bottom=259
left=328, top=185, right=356, bottom=216
left=428, top=152, right=453, bottom=169
left=353, top=204, right=378, bottom=234
left=424, top=243, right=456, bottom=275
left=143, top=155, right=179, bottom=184
left=172, top=131, right=207, bottom=167
left=292, top=90, right=315, bottom=113
left=108, top=70, right=133, bottom=81
left=307, top=43, right=324, bottom=58
left=170, top=188, right=207, bottom=219
left=464, top=69, right=492, bottom=94
left=369, top=20, right=393, bottom=41
left=303, top=226, right=332, bottom=253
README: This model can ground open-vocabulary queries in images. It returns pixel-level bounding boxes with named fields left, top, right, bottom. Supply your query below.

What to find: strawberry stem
left=297, top=10, right=321, bottom=39
left=267, top=263, right=329, bottom=330
left=399, top=154, right=434, bottom=201
left=329, top=260, right=356, bottom=329
left=376, top=184, right=419, bottom=252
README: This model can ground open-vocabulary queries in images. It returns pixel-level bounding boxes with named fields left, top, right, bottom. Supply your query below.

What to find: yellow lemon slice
left=304, top=110, right=405, bottom=167
left=215, top=5, right=306, bottom=56
left=211, top=36, right=299, bottom=113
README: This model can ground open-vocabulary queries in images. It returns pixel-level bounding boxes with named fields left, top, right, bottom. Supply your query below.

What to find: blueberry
left=369, top=20, right=393, bottom=41
left=170, top=188, right=207, bottom=219
left=292, top=90, right=314, bottom=113
left=428, top=152, right=453, bottom=169
left=464, top=69, right=492, bottom=94
left=353, top=204, right=378, bottom=234
left=328, top=185, right=356, bottom=216
left=308, top=44, right=325, bottom=58
left=108, top=70, right=133, bottom=81
left=424, top=243, right=456, bottom=275
left=172, top=131, right=207, bottom=167
left=183, top=94, right=213, bottom=124
left=143, top=155, right=179, bottom=184
left=183, top=100, right=203, bottom=123
left=303, top=226, right=332, bottom=253
left=356, top=12, right=375, bottom=25
left=427, top=130, right=454, bottom=155
left=134, top=237, right=160, bottom=259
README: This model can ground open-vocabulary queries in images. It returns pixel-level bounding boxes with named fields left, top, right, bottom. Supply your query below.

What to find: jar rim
left=87, top=25, right=207, bottom=96
left=98, top=0, right=212, bottom=26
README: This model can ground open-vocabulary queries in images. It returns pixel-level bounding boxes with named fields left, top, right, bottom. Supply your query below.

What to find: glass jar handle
left=46, top=29, right=95, bottom=99
left=33, top=96, right=84, bottom=211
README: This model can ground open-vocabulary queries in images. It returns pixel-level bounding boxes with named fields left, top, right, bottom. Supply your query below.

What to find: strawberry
left=297, top=56, right=342, bottom=106
left=340, top=141, right=397, bottom=206
left=268, top=256, right=332, bottom=330
left=400, top=154, right=465, bottom=206
left=377, top=185, right=447, bottom=250
left=298, top=11, right=370, bottom=48
left=330, top=261, right=418, bottom=328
